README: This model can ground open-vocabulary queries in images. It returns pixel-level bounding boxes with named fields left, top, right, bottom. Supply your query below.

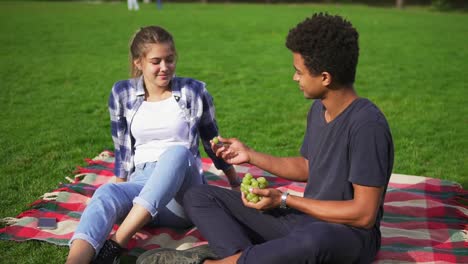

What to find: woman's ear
left=134, top=59, right=141, bottom=71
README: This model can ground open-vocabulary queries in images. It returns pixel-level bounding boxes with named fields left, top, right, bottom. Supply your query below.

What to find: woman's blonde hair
left=129, top=26, right=176, bottom=78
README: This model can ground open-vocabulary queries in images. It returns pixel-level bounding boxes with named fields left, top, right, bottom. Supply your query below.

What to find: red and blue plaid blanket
left=1, top=151, right=467, bottom=263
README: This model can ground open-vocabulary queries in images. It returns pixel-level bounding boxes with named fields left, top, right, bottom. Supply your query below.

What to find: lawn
left=0, top=1, right=467, bottom=263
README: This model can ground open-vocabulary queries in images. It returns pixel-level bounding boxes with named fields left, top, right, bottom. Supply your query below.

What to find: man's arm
left=287, top=184, right=384, bottom=228
left=212, top=136, right=309, bottom=182
left=248, top=151, right=309, bottom=182
left=246, top=184, right=384, bottom=229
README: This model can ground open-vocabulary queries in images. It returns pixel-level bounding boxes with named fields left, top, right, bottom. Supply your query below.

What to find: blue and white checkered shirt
left=109, top=76, right=232, bottom=179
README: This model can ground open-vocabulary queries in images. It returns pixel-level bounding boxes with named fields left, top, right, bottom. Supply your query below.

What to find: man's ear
left=321, top=72, right=332, bottom=87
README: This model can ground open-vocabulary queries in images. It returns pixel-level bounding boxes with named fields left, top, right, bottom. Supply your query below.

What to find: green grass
left=0, top=2, right=467, bottom=263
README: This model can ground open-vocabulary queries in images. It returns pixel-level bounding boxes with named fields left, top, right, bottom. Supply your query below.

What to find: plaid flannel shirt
left=108, top=76, right=231, bottom=179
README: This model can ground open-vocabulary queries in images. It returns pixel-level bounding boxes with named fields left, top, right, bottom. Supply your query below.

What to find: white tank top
left=131, top=97, right=190, bottom=165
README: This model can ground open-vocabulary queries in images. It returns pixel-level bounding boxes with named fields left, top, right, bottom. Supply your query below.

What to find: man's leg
left=185, top=184, right=375, bottom=264
left=236, top=220, right=370, bottom=264
left=183, top=185, right=299, bottom=258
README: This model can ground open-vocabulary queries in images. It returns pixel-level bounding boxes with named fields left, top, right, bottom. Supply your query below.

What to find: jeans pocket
left=131, top=162, right=158, bottom=183
left=135, top=163, right=145, bottom=171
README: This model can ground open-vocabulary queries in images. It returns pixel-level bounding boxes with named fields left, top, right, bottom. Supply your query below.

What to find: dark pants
left=183, top=185, right=380, bottom=264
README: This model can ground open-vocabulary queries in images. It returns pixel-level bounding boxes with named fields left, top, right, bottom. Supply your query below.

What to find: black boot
left=91, top=239, right=123, bottom=264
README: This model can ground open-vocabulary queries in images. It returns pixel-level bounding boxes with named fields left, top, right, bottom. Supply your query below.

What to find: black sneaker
left=136, top=244, right=218, bottom=264
left=91, top=239, right=123, bottom=264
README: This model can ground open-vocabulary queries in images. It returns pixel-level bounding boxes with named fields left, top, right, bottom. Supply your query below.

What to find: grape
left=240, top=183, right=250, bottom=195
left=257, top=177, right=266, bottom=184
left=250, top=179, right=259, bottom=188
left=250, top=196, right=260, bottom=203
left=241, top=173, right=270, bottom=204
left=246, top=192, right=256, bottom=201
left=242, top=177, right=251, bottom=185
left=212, top=137, right=219, bottom=144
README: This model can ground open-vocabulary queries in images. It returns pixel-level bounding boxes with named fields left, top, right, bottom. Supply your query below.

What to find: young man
left=137, top=13, right=394, bottom=264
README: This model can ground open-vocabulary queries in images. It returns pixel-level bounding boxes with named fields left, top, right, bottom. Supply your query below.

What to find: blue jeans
left=70, top=146, right=204, bottom=254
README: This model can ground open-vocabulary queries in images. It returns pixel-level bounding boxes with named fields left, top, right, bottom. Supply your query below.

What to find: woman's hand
left=114, top=177, right=127, bottom=183
left=241, top=188, right=283, bottom=211
left=223, top=166, right=241, bottom=191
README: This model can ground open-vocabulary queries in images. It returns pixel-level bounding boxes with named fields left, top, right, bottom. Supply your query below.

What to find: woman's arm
left=197, top=85, right=234, bottom=172
left=109, top=85, right=127, bottom=180
left=223, top=166, right=241, bottom=190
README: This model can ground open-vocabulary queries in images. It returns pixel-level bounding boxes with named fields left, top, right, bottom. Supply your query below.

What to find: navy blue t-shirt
left=300, top=98, right=394, bottom=230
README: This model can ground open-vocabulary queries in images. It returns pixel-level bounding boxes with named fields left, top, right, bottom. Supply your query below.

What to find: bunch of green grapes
left=241, top=173, right=269, bottom=203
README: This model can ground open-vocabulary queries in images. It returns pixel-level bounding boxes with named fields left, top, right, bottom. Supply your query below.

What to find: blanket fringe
left=65, top=176, right=74, bottom=183
left=74, top=173, right=88, bottom=181
left=40, top=192, right=59, bottom=201
left=0, top=217, right=20, bottom=226
left=95, top=151, right=113, bottom=160
left=65, top=173, right=89, bottom=183
left=65, top=173, right=88, bottom=183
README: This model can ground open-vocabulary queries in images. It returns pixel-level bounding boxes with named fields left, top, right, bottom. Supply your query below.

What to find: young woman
left=66, top=26, right=239, bottom=264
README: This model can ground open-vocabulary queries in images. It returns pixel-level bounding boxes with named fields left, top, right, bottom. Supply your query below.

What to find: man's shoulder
left=308, top=99, right=323, bottom=115
left=349, top=98, right=389, bottom=128
left=350, top=98, right=386, bottom=122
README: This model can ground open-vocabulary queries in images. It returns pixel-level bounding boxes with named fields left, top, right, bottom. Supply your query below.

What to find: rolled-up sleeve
left=109, top=85, right=127, bottom=179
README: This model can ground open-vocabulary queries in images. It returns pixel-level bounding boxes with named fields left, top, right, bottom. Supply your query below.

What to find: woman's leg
left=66, top=239, right=95, bottom=264
left=66, top=181, right=143, bottom=263
left=111, top=146, right=203, bottom=246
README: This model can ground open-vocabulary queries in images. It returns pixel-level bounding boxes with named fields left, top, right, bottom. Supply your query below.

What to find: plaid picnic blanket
left=1, top=151, right=467, bottom=263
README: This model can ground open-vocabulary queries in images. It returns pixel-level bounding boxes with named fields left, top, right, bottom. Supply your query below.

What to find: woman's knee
left=91, top=183, right=125, bottom=205
left=93, top=183, right=117, bottom=197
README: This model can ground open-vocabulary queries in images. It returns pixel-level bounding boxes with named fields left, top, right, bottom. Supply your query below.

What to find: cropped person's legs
left=133, top=0, right=139, bottom=11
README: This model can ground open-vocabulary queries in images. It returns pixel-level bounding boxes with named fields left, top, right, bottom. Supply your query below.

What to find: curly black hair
left=286, top=13, right=359, bottom=86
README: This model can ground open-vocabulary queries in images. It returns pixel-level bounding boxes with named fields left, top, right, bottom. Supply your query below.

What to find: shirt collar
left=135, top=75, right=181, bottom=99
left=171, top=76, right=181, bottom=100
